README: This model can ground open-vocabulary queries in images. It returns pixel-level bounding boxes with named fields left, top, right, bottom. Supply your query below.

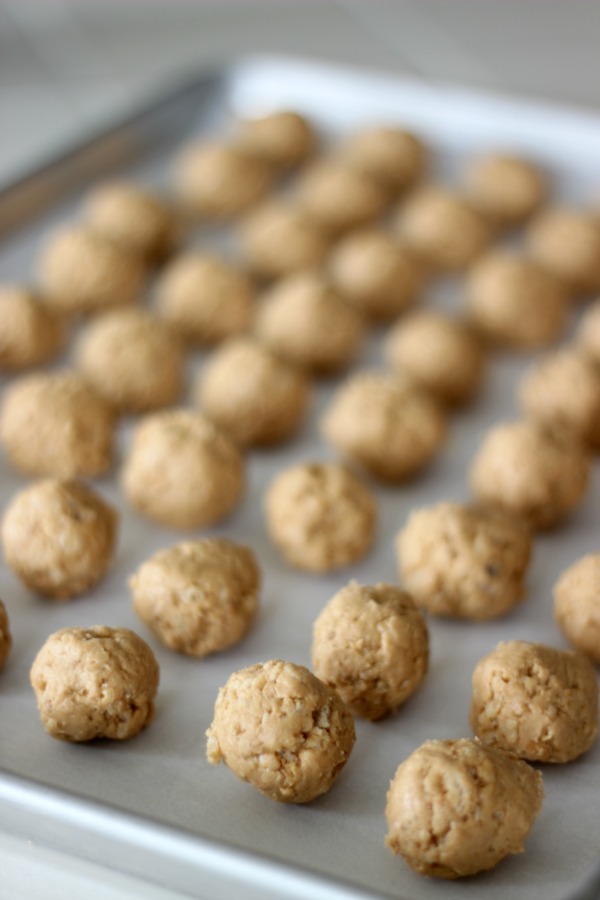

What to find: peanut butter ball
left=237, top=110, right=316, bottom=169
left=554, top=554, right=600, bottom=664
left=30, top=626, right=159, bottom=742
left=1, top=371, right=115, bottom=479
left=527, top=208, right=600, bottom=294
left=0, top=285, right=66, bottom=371
left=312, top=581, right=429, bottom=720
left=470, top=640, right=598, bottom=763
left=2, top=479, right=118, bottom=600
left=237, top=202, right=330, bottom=279
left=196, top=337, right=310, bottom=447
left=206, top=659, right=355, bottom=803
left=339, top=126, right=426, bottom=193
left=0, top=599, right=12, bottom=672
left=295, top=160, right=388, bottom=234
left=265, top=462, right=376, bottom=572
left=385, top=738, right=543, bottom=879
left=122, top=409, right=245, bottom=530
left=465, top=153, right=546, bottom=226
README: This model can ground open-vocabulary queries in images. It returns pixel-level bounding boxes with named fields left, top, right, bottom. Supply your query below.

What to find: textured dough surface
left=554, top=553, right=600, bottom=664
left=0, top=285, right=65, bottom=371
left=295, top=160, right=388, bottom=233
left=238, top=202, right=330, bottom=279
left=527, top=208, right=600, bottom=294
left=0, top=598, right=12, bottom=671
left=237, top=111, right=316, bottom=169
left=84, top=181, right=177, bottom=261
left=577, top=298, right=600, bottom=363
left=465, top=154, right=546, bottom=225
left=339, top=126, right=426, bottom=191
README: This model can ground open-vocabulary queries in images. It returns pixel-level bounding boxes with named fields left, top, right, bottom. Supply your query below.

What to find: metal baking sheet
left=1, top=56, right=600, bottom=900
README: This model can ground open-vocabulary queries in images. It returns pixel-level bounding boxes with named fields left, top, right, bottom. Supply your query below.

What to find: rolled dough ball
left=30, top=625, right=159, bottom=742
left=527, top=208, right=600, bottom=294
left=237, top=202, right=330, bottom=279
left=321, top=371, right=446, bottom=483
left=312, top=581, right=429, bottom=720
left=130, top=538, right=260, bottom=657
left=265, top=461, right=376, bottom=572
left=196, top=337, right=310, bottom=447
left=294, top=159, right=388, bottom=234
left=2, top=479, right=118, bottom=600
left=554, top=554, right=600, bottom=664
left=470, top=419, right=590, bottom=530
left=121, top=409, right=245, bottom=530
left=38, top=226, right=145, bottom=315
left=339, top=126, right=426, bottom=192
left=76, top=308, right=185, bottom=414
left=328, top=229, right=422, bottom=322
left=0, top=371, right=115, bottom=479
left=466, top=251, right=569, bottom=350
left=576, top=298, right=600, bottom=363
left=465, top=153, right=546, bottom=226
left=206, top=659, right=355, bottom=803
left=255, top=271, right=363, bottom=374
left=174, top=141, right=271, bottom=218
left=84, top=181, right=177, bottom=262
left=396, top=502, right=532, bottom=620
left=237, top=110, right=316, bottom=169
left=384, top=310, right=485, bottom=406
left=156, top=253, right=254, bottom=346
left=385, top=738, right=544, bottom=879
left=0, top=599, right=12, bottom=672
left=470, top=640, right=598, bottom=762
left=394, top=187, right=490, bottom=271
left=0, top=285, right=66, bottom=372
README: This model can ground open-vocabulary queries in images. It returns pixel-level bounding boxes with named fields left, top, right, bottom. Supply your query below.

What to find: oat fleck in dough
left=470, top=419, right=590, bottom=530
left=554, top=554, right=600, bottom=665
left=131, top=539, right=259, bottom=657
left=30, top=626, right=159, bottom=742
left=322, top=370, right=446, bottom=483
left=2, top=479, right=118, bottom=600
left=76, top=308, right=185, bottom=414
left=465, top=153, right=546, bottom=226
left=385, top=310, right=485, bottom=406
left=339, top=126, right=427, bottom=193
left=527, top=208, right=600, bottom=295
left=294, top=159, right=388, bottom=234
left=470, top=640, right=599, bottom=763
left=237, top=202, right=331, bottom=279
left=0, top=285, right=66, bottom=372
left=237, top=110, right=316, bottom=169
left=385, top=738, right=544, bottom=879
left=265, top=462, right=376, bottom=572
left=196, top=337, right=311, bottom=447
left=0, top=371, right=115, bottom=479
left=0, top=599, right=12, bottom=671
left=121, top=409, right=244, bottom=530
left=206, top=659, right=355, bottom=803
left=312, top=581, right=428, bottom=720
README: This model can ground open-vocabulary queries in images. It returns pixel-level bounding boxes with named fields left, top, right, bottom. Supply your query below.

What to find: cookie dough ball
left=255, top=271, right=363, bottom=375
left=470, top=640, right=598, bottom=762
left=465, top=153, right=546, bottom=226
left=265, top=462, right=376, bottom=572
left=0, top=285, right=66, bottom=372
left=328, top=230, right=422, bottom=322
left=84, top=182, right=177, bottom=262
left=196, top=337, right=310, bottom=447
left=385, top=738, right=544, bottom=879
left=237, top=202, right=330, bottom=279
left=554, top=554, right=600, bottom=664
left=470, top=420, right=590, bottom=530
left=527, top=208, right=600, bottom=294
left=0, top=599, right=11, bottom=672
left=30, top=626, right=159, bottom=742
left=1, top=371, right=115, bottom=479
left=322, top=371, right=446, bottom=483
left=76, top=308, right=185, bottom=414
left=518, top=347, right=600, bottom=449
left=2, top=479, right=118, bottom=600
left=312, top=581, right=428, bottom=720
left=339, top=126, right=426, bottom=193
left=206, top=659, right=355, bottom=803
left=174, top=141, right=271, bottom=219
left=39, top=226, right=145, bottom=315
left=237, top=110, right=316, bottom=169
left=397, top=502, right=531, bottom=620
left=156, top=253, right=254, bottom=346
left=394, top=187, right=490, bottom=272
left=466, top=251, right=569, bottom=350
left=122, top=409, right=244, bottom=530
left=576, top=298, right=600, bottom=363
left=295, top=160, right=388, bottom=234
left=131, top=538, right=259, bottom=657
left=385, top=311, right=485, bottom=406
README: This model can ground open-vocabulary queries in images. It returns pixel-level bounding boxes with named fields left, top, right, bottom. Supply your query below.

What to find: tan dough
left=0, top=371, right=115, bottom=479
left=470, top=640, right=598, bottom=763
left=265, top=461, right=376, bottom=572
left=397, top=502, right=532, bottom=620
left=322, top=370, right=446, bottom=483
left=0, top=599, right=12, bottom=672
left=84, top=181, right=177, bottom=261
left=237, top=110, right=316, bottom=169
left=339, top=126, right=426, bottom=192
left=294, top=159, right=388, bottom=234
left=554, top=554, right=600, bottom=664
left=576, top=298, right=600, bottom=363
left=206, top=659, right=355, bottom=803
left=121, top=409, right=245, bottom=530
left=312, top=581, right=429, bottom=720
left=465, top=153, right=546, bottom=226
left=237, top=202, right=330, bottom=279
left=2, top=479, right=118, bottom=600
left=0, top=285, right=66, bottom=372
left=385, top=738, right=544, bottom=879
left=30, top=626, right=159, bottom=742
left=527, top=208, right=600, bottom=294
left=130, top=538, right=260, bottom=657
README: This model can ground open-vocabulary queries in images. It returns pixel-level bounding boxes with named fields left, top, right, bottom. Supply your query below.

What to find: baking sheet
left=1, top=56, right=600, bottom=900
